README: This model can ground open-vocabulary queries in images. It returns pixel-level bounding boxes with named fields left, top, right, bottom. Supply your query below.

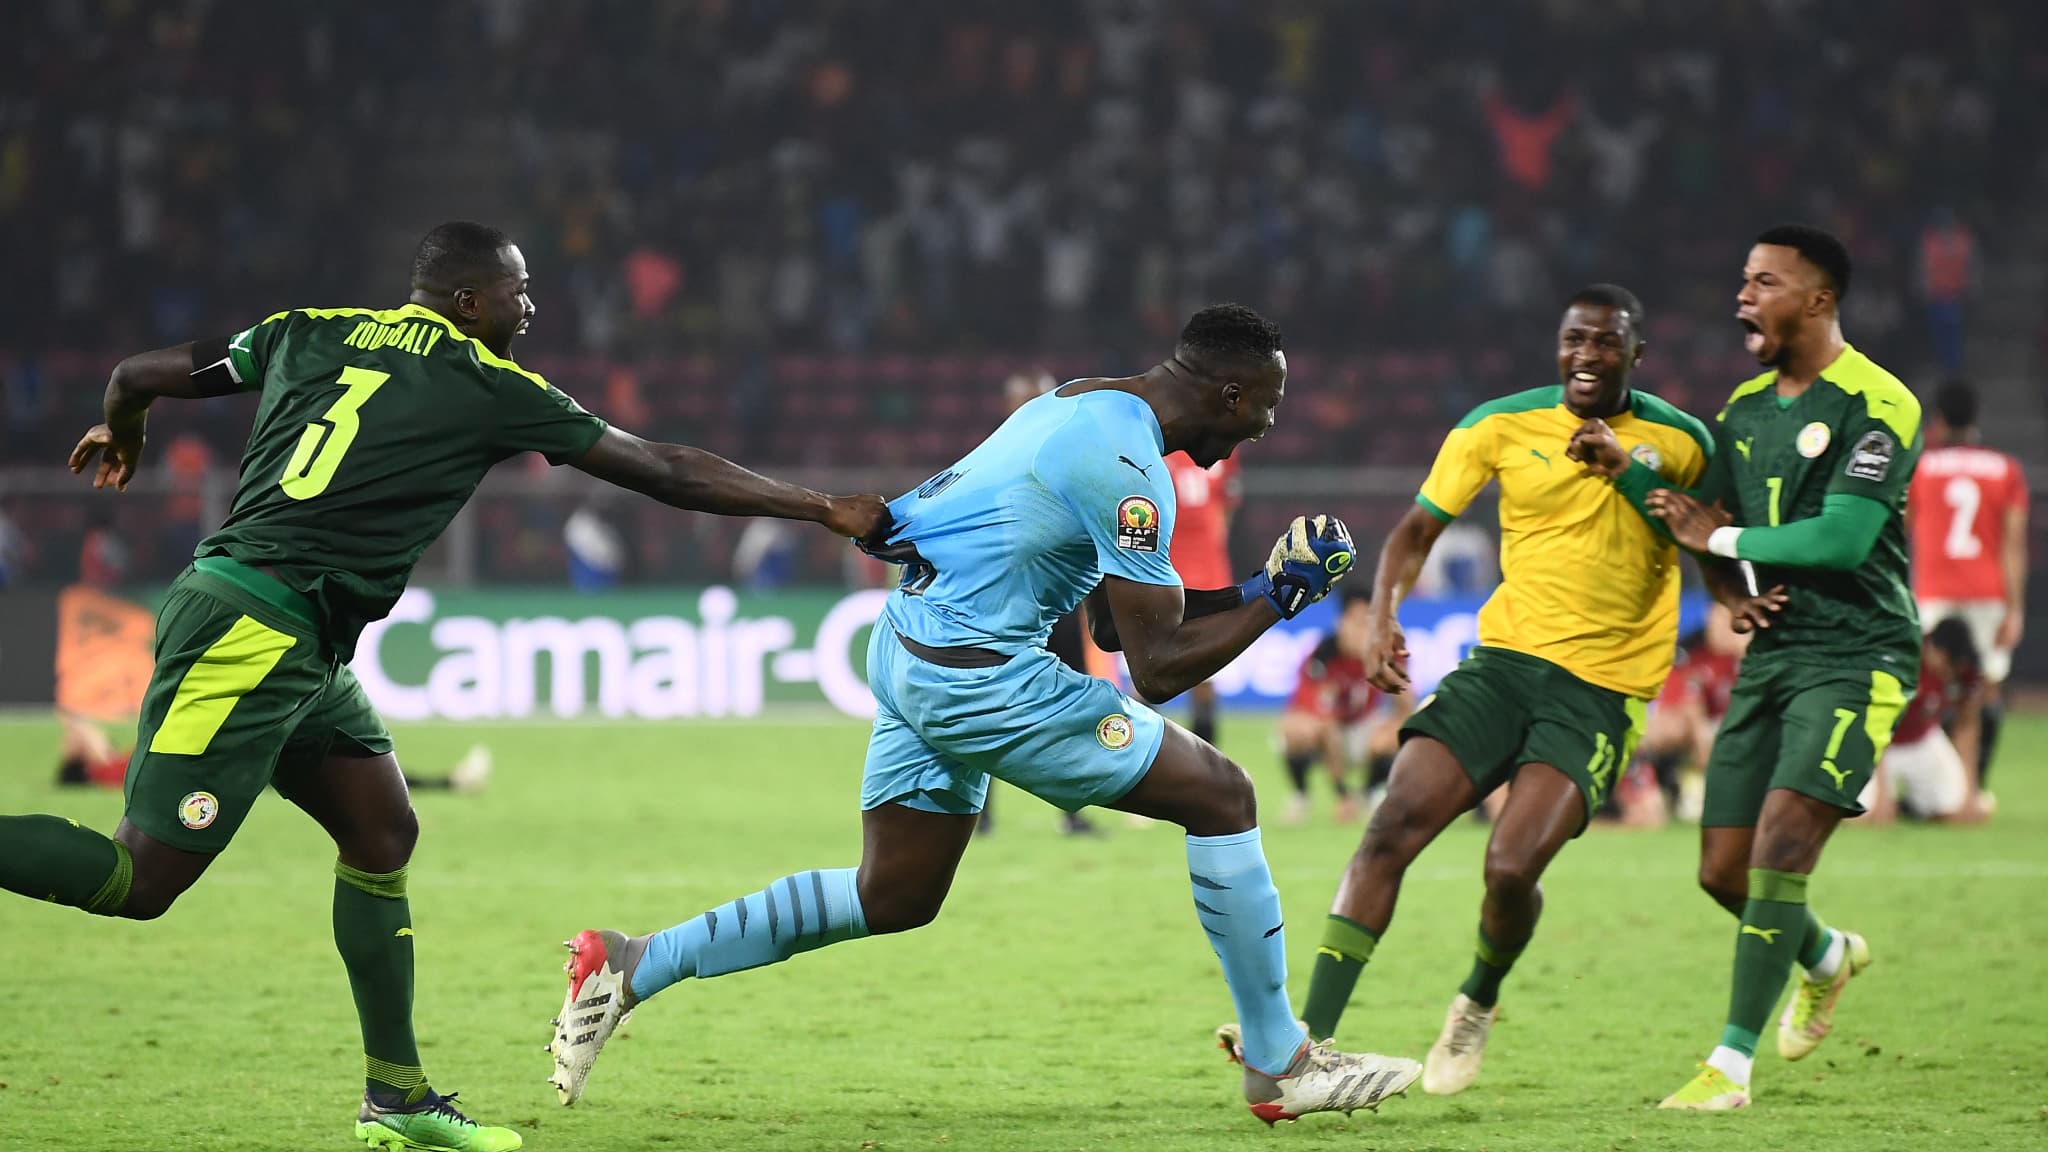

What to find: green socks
left=1302, top=915, right=1380, bottom=1039
left=0, top=815, right=132, bottom=916
left=334, top=861, right=426, bottom=1103
left=1721, top=868, right=1810, bottom=1056
left=1458, top=928, right=1524, bottom=1008
left=1796, top=908, right=1835, bottom=971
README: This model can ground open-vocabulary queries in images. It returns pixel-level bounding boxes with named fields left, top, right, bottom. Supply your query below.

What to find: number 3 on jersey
left=280, top=366, right=389, bottom=499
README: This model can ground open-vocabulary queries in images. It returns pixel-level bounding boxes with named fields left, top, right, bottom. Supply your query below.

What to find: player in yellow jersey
left=1283, top=286, right=1714, bottom=1094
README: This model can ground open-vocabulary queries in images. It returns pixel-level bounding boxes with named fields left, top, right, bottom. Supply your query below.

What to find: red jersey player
left=1277, top=595, right=1409, bottom=823
left=1863, top=617, right=1987, bottom=823
left=1622, top=602, right=1748, bottom=825
left=1167, top=449, right=1241, bottom=747
left=1908, top=380, right=2028, bottom=788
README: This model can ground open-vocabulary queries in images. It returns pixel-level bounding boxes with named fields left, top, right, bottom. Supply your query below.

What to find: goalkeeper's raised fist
left=1240, top=514, right=1355, bottom=619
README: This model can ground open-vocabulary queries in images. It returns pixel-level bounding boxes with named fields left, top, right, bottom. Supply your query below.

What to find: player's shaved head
left=1175, top=303, right=1284, bottom=381
left=1150, top=303, right=1287, bottom=469
left=412, top=221, right=517, bottom=294
left=409, top=221, right=534, bottom=358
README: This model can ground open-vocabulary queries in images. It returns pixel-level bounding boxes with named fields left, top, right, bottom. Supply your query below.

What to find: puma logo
left=1820, top=761, right=1850, bottom=790
left=1736, top=439, right=1753, bottom=461
left=1315, top=946, right=1349, bottom=962
left=1740, top=925, right=1781, bottom=944
left=1117, top=455, right=1153, bottom=479
left=395, top=927, right=415, bottom=938
left=1529, top=448, right=1553, bottom=467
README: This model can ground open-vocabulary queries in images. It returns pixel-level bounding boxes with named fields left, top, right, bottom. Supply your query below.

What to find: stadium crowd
left=1, top=0, right=2040, bottom=585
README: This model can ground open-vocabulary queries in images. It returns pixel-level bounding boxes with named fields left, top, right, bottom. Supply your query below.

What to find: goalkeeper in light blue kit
left=548, top=304, right=1421, bottom=1123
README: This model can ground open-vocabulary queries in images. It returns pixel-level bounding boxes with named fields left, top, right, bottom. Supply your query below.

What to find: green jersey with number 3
left=199, top=303, right=607, bottom=659
left=1705, top=345, right=1921, bottom=670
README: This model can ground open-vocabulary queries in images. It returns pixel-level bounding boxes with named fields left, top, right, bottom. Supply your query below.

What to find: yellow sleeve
left=1416, top=421, right=1496, bottom=522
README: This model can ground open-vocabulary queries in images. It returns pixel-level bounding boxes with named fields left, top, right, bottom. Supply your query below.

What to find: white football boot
left=1421, top=993, right=1497, bottom=1095
left=1213, top=1022, right=1419, bottom=1123
left=547, top=929, right=642, bottom=1105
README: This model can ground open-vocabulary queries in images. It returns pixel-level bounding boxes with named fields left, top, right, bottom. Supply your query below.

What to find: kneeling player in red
left=1276, top=593, right=1407, bottom=824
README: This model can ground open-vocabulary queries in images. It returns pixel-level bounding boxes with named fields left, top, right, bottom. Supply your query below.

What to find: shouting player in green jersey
left=1572, top=225, right=1919, bottom=1111
left=0, top=222, right=889, bottom=1152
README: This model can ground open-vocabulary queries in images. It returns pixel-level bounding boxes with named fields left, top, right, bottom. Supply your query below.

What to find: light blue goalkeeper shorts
left=860, top=614, right=1166, bottom=815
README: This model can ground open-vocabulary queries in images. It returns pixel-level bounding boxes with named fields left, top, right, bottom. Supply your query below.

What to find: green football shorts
left=1400, top=646, right=1646, bottom=831
left=1700, top=657, right=1912, bottom=827
left=124, top=557, right=392, bottom=852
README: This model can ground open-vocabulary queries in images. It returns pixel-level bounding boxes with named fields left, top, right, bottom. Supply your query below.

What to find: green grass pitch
left=2, top=712, right=2043, bottom=1151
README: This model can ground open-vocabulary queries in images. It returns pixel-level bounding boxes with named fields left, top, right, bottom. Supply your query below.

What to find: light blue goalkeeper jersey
left=878, top=386, right=1182, bottom=654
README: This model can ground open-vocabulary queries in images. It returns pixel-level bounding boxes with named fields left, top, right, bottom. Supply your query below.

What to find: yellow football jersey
left=1416, top=386, right=1712, bottom=698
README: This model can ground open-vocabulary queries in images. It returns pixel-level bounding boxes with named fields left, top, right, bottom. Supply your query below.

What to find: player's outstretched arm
left=1361, top=503, right=1448, bottom=693
left=571, top=427, right=891, bottom=543
left=72, top=340, right=248, bottom=490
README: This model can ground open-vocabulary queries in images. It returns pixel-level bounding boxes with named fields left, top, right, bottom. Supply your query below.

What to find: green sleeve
left=1609, top=422, right=1727, bottom=542
left=1730, top=494, right=1888, bottom=569
left=1694, top=424, right=1734, bottom=506
left=1613, top=460, right=1676, bottom=541
left=489, top=362, right=610, bottom=464
left=225, top=311, right=292, bottom=391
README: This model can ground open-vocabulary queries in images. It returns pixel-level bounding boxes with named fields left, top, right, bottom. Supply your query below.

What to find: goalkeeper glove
left=1239, top=514, right=1356, bottom=619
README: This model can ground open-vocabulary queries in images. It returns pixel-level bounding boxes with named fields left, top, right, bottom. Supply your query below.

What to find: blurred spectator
left=0, top=506, right=21, bottom=589
left=564, top=498, right=627, bottom=591
left=78, top=509, right=129, bottom=588
left=732, top=518, right=798, bottom=591
left=1413, top=520, right=1498, bottom=599
left=1918, top=207, right=1977, bottom=376
left=161, top=431, right=214, bottom=556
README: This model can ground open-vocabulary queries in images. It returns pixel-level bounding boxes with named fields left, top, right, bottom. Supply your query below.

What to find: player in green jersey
left=1571, top=224, right=1919, bottom=1111
left=0, top=221, right=889, bottom=1152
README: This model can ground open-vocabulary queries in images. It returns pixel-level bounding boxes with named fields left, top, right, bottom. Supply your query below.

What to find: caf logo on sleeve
left=1845, top=430, right=1895, bottom=482
left=1115, top=495, right=1161, bottom=552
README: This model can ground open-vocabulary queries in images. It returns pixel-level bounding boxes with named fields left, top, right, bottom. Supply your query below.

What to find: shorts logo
left=1630, top=443, right=1663, bottom=472
left=177, top=791, right=219, bottom=830
left=1096, top=713, right=1135, bottom=750
left=1844, top=430, right=1894, bottom=482
left=1797, top=421, right=1832, bottom=458
left=1115, top=495, right=1161, bottom=553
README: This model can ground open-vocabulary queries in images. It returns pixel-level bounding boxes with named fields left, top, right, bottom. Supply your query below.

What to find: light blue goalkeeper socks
left=631, top=867, right=869, bottom=1001
left=1187, top=829, right=1307, bottom=1075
